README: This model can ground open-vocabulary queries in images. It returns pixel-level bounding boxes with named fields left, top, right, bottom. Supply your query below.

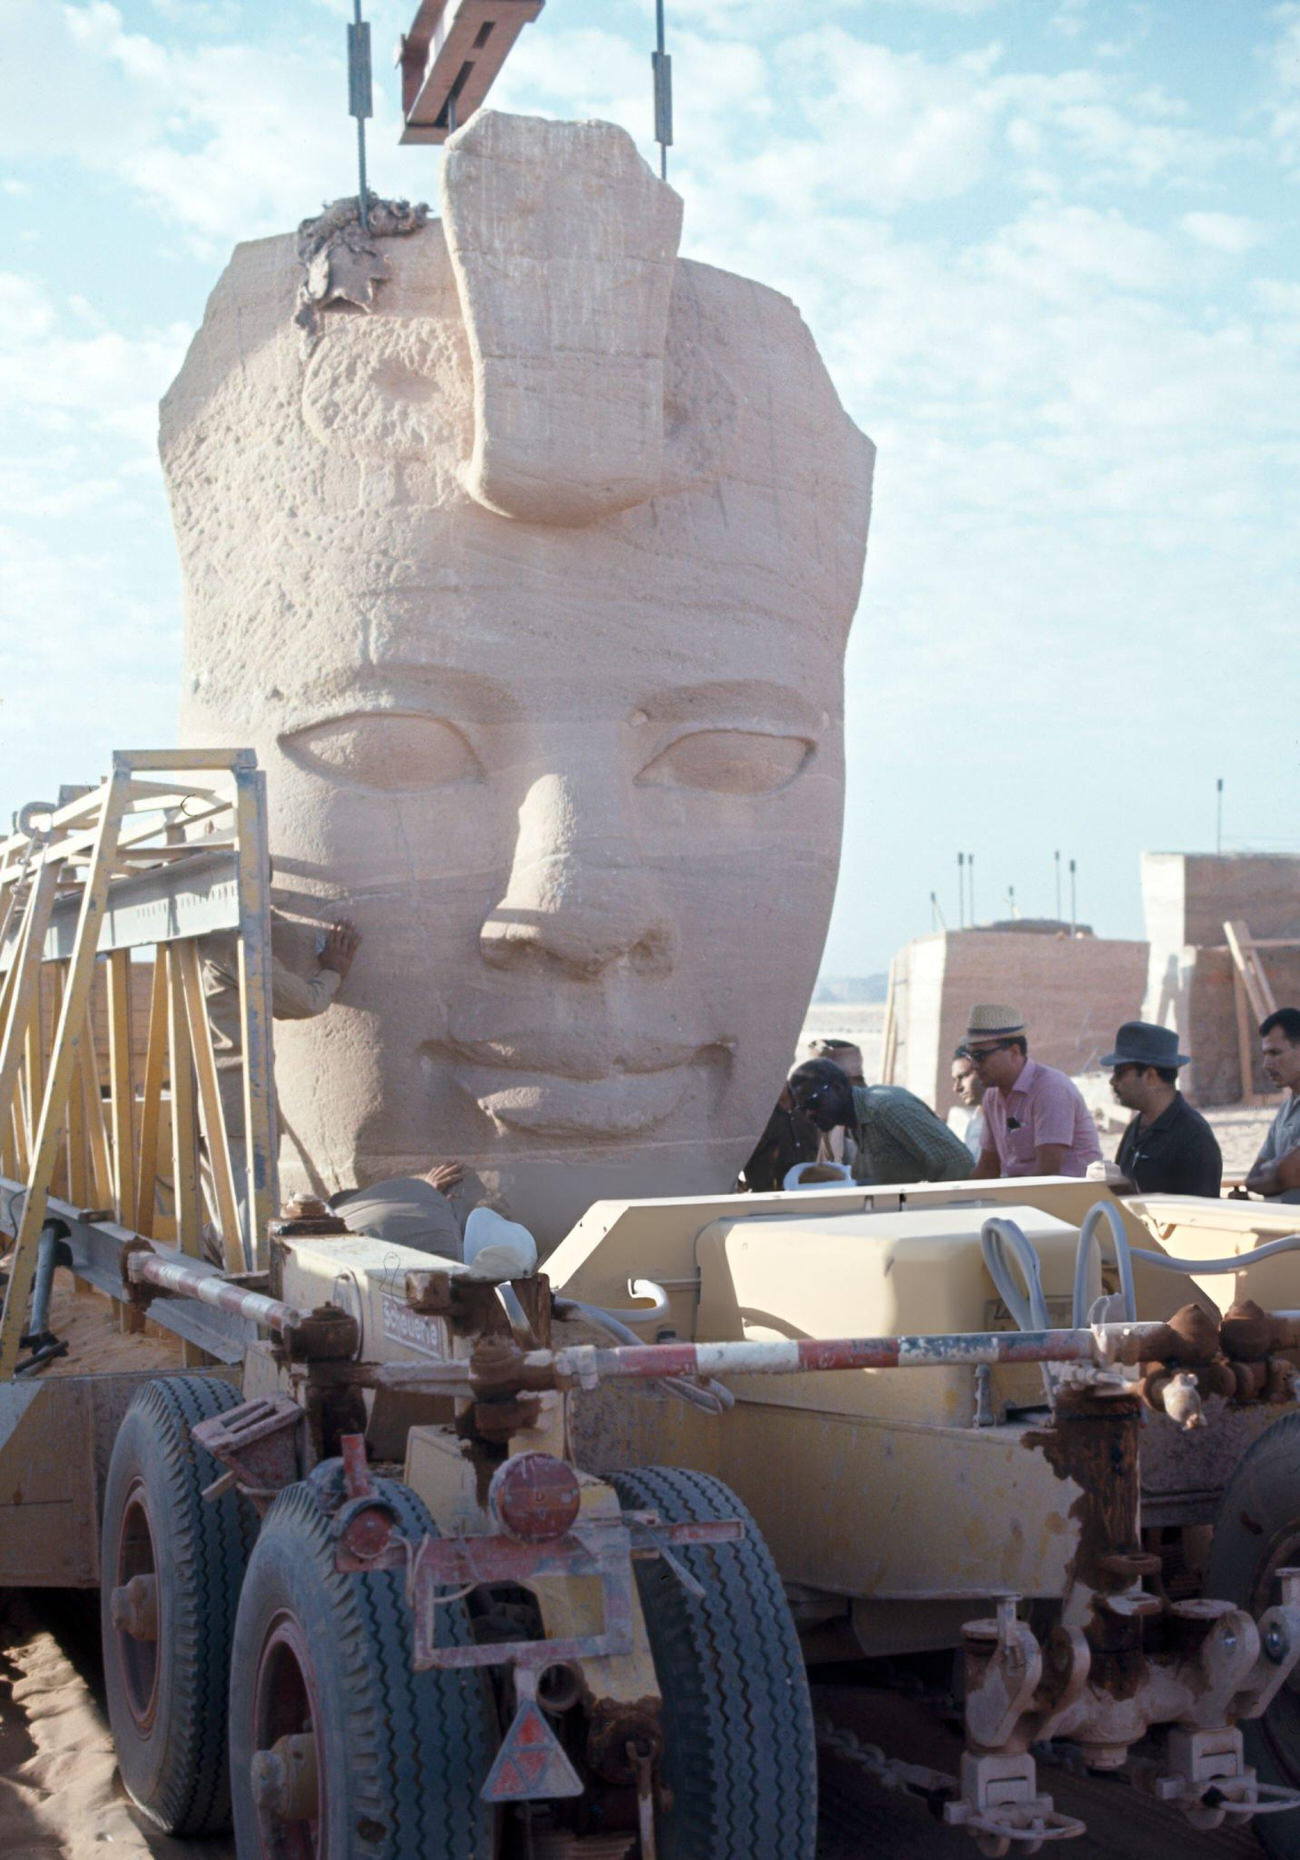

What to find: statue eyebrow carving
left=276, top=664, right=524, bottom=730
left=634, top=679, right=825, bottom=734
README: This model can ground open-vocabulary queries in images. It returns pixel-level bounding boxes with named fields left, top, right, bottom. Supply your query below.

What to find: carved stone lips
left=435, top=1029, right=730, bottom=1140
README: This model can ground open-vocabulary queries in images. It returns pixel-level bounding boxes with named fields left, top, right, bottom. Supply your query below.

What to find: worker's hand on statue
left=320, top=919, right=361, bottom=978
left=426, top=1161, right=465, bottom=1196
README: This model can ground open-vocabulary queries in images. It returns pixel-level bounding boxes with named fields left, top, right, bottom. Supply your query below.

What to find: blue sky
left=2, top=0, right=1297, bottom=974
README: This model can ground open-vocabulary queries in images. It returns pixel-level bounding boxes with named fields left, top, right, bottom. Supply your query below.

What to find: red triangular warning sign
left=481, top=1702, right=584, bottom=1803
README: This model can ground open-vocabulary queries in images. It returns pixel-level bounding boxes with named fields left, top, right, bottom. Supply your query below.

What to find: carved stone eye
left=637, top=730, right=811, bottom=795
left=281, top=713, right=483, bottom=792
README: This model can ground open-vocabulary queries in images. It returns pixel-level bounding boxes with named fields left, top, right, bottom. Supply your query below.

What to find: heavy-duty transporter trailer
left=5, top=754, right=1300, bottom=1858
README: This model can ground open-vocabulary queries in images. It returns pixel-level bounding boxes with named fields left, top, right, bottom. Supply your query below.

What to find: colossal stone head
left=163, top=112, right=874, bottom=1246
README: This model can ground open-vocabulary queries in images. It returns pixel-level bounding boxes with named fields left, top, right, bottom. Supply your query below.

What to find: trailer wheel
left=1204, top=1410, right=1300, bottom=1859
left=611, top=1465, right=817, bottom=1860
left=101, top=1373, right=252, bottom=1836
left=229, top=1473, right=495, bottom=1859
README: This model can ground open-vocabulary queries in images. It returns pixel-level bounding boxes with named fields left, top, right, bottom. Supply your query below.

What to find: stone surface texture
left=162, top=112, right=874, bottom=1246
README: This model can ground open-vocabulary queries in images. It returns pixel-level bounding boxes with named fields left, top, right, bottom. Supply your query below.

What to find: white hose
left=1072, top=1200, right=1138, bottom=1328
left=1073, top=1201, right=1300, bottom=1324
left=980, top=1217, right=1051, bottom=1332
left=551, top=1298, right=732, bottom=1413
left=1129, top=1232, right=1300, bottom=1275
left=979, top=1216, right=1056, bottom=1401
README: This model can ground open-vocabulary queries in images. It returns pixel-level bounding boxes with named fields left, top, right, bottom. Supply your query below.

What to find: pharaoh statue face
left=163, top=112, right=873, bottom=1247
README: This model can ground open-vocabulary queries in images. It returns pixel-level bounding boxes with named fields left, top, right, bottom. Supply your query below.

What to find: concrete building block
left=893, top=930, right=1148, bottom=1112
left=1141, top=853, right=1300, bottom=1106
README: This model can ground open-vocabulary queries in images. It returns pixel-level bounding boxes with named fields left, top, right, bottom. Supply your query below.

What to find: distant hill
left=812, top=974, right=889, bottom=1004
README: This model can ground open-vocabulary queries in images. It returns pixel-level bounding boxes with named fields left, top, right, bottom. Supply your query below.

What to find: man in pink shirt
left=964, top=1004, right=1102, bottom=1179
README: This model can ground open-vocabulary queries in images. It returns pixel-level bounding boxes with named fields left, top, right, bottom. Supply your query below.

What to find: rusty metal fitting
left=250, top=1733, right=319, bottom=1821
left=1232, top=1360, right=1270, bottom=1402
left=337, top=1499, right=399, bottom=1565
left=489, top=1453, right=581, bottom=1544
left=1146, top=1303, right=1222, bottom=1367
left=1267, top=1356, right=1300, bottom=1404
left=471, top=1397, right=542, bottom=1442
left=405, top=1267, right=458, bottom=1316
left=469, top=1337, right=529, bottom=1396
left=118, top=1237, right=159, bottom=1310
left=536, top=1661, right=585, bottom=1716
left=1221, top=1299, right=1300, bottom=1364
left=1167, top=1596, right=1239, bottom=1657
left=281, top=1302, right=359, bottom=1363
left=1097, top=1550, right=1162, bottom=1587
left=586, top=1699, right=664, bottom=1785
left=468, top=1336, right=555, bottom=1402
left=268, top=1196, right=349, bottom=1238
left=109, top=1573, right=158, bottom=1642
left=1080, top=1742, right=1129, bottom=1771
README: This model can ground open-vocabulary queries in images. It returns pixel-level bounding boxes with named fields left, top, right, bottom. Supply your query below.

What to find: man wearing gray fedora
left=1103, top=1021, right=1222, bottom=1198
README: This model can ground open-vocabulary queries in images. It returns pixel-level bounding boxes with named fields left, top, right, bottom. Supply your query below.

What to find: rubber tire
left=100, top=1373, right=252, bottom=1836
left=611, top=1465, right=818, bottom=1860
left=1204, top=1410, right=1300, bottom=1860
left=229, top=1473, right=496, bottom=1859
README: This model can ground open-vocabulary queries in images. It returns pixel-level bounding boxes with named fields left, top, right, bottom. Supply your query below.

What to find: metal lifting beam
left=399, top=0, right=545, bottom=144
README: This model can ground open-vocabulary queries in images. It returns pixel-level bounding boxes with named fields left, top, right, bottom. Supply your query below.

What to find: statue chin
left=165, top=111, right=874, bottom=1249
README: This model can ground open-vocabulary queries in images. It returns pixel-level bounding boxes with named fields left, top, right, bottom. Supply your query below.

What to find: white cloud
left=0, top=1, right=413, bottom=251
left=1263, top=1, right=1300, bottom=174
left=0, top=273, right=188, bottom=449
left=0, top=273, right=56, bottom=341
left=1181, top=210, right=1268, bottom=254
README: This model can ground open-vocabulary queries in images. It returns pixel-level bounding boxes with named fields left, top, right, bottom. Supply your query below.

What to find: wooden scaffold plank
left=0, top=766, right=130, bottom=1378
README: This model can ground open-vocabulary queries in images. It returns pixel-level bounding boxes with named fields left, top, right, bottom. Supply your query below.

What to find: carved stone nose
left=480, top=773, right=675, bottom=978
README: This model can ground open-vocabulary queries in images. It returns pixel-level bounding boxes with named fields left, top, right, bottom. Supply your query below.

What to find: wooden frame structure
left=1223, top=919, right=1300, bottom=1105
left=0, top=751, right=276, bottom=1379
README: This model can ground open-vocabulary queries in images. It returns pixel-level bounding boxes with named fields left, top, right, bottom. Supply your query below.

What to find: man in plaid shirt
left=787, top=1058, right=973, bottom=1185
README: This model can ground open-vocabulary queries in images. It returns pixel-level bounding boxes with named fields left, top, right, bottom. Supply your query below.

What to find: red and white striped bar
left=126, top=1250, right=305, bottom=1336
left=546, top=1322, right=1173, bottom=1388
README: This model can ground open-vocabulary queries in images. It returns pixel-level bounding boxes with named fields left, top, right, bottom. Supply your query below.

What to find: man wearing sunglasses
left=966, top=1004, right=1102, bottom=1179
left=786, top=1058, right=973, bottom=1186
left=1103, top=1021, right=1221, bottom=1197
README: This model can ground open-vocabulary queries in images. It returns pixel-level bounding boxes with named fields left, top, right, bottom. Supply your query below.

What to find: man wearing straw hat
left=966, top=1004, right=1102, bottom=1179
left=1104, top=1020, right=1221, bottom=1198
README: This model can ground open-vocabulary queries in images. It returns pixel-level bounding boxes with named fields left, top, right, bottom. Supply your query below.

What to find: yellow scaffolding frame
left=0, top=751, right=276, bottom=1378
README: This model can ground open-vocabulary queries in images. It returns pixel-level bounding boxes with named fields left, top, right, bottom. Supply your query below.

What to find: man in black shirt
left=1102, top=1021, right=1222, bottom=1197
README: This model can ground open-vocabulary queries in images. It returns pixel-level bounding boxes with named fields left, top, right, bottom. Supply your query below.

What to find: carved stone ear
left=441, top=112, right=684, bottom=526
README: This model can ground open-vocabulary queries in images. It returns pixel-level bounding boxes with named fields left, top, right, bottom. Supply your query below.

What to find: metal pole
left=652, top=0, right=672, bottom=180
left=968, top=853, right=975, bottom=927
left=348, top=0, right=373, bottom=232
left=1216, top=777, right=1224, bottom=855
left=1054, top=849, right=1061, bottom=921
left=126, top=1248, right=307, bottom=1337
left=547, top=1319, right=1179, bottom=1384
left=1069, top=858, right=1077, bottom=936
